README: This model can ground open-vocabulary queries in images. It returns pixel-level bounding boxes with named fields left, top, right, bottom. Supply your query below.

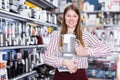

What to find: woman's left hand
left=75, top=46, right=89, bottom=57
left=75, top=40, right=89, bottom=57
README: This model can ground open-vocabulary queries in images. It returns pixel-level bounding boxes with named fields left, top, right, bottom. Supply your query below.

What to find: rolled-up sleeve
left=84, top=32, right=112, bottom=57
left=43, top=31, right=63, bottom=68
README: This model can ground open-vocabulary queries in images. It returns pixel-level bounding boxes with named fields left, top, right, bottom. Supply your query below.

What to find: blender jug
left=58, top=33, right=76, bottom=72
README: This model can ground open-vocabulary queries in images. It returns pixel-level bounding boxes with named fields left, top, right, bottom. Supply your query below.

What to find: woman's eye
left=67, top=15, right=70, bottom=17
left=66, top=15, right=78, bottom=18
left=74, top=16, right=77, bottom=17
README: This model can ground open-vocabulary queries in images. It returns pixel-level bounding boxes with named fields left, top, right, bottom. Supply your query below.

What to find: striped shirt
left=43, top=30, right=111, bottom=69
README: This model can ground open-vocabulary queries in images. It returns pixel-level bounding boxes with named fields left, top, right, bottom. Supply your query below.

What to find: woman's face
left=65, top=9, right=79, bottom=29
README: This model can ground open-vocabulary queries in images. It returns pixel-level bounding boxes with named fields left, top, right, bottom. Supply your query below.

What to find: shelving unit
left=0, top=44, right=47, bottom=50
left=81, top=10, right=119, bottom=80
left=0, top=9, right=31, bottom=21
left=82, top=24, right=120, bottom=27
left=26, top=0, right=57, bottom=10
left=9, top=71, right=37, bottom=80
left=81, top=10, right=120, bottom=13
left=81, top=10, right=120, bottom=27
left=27, top=21, right=57, bottom=27
left=0, top=10, right=57, bottom=27
left=0, top=0, right=57, bottom=80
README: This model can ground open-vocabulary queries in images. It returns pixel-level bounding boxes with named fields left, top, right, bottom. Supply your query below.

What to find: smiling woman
left=65, top=9, right=79, bottom=33
left=43, top=4, right=112, bottom=80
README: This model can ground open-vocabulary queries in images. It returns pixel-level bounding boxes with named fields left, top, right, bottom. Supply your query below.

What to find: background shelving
left=10, top=71, right=37, bottom=80
left=26, top=0, right=57, bottom=10
left=0, top=0, right=58, bottom=80
left=0, top=44, right=47, bottom=50
left=0, top=10, right=57, bottom=27
left=81, top=11, right=120, bottom=27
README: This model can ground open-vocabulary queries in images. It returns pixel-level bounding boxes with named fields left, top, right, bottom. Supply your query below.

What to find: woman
left=43, top=4, right=111, bottom=80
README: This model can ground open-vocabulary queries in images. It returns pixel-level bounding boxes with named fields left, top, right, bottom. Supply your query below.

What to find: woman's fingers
left=65, top=59, right=78, bottom=74
left=70, top=60, right=78, bottom=74
left=70, top=66, right=77, bottom=74
left=75, top=46, right=89, bottom=57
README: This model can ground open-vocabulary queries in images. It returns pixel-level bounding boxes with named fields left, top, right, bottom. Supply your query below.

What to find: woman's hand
left=75, top=46, right=89, bottom=57
left=62, top=59, right=78, bottom=74
left=75, top=39, right=89, bottom=57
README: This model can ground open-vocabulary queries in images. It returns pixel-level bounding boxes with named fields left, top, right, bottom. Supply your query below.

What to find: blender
left=58, top=33, right=77, bottom=72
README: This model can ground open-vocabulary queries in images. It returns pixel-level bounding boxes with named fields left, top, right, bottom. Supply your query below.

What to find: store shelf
left=81, top=10, right=120, bottom=13
left=34, top=63, right=44, bottom=67
left=28, top=21, right=58, bottom=27
left=10, top=71, right=37, bottom=80
left=37, top=44, right=48, bottom=48
left=0, top=10, right=57, bottom=27
left=27, top=0, right=57, bottom=10
left=0, top=9, right=33, bottom=21
left=0, top=44, right=48, bottom=50
left=111, top=47, right=120, bottom=52
left=82, top=24, right=120, bottom=27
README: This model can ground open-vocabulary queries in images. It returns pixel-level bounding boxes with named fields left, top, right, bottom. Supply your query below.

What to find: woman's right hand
left=62, top=59, right=78, bottom=74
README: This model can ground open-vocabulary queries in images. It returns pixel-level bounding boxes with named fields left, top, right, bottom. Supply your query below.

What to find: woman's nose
left=70, top=17, right=73, bottom=21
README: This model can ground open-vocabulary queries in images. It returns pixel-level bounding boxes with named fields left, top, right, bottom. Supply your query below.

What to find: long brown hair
left=59, top=4, right=84, bottom=47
